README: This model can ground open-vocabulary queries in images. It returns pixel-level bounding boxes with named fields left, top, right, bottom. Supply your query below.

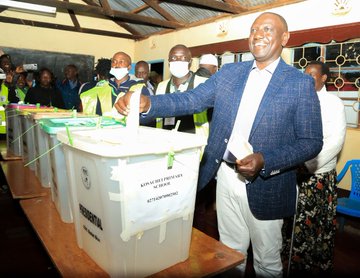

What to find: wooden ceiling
left=0, top=0, right=305, bottom=40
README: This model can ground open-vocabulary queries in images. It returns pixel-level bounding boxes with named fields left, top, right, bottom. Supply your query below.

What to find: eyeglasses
left=169, top=55, right=189, bottom=62
left=111, top=59, right=127, bottom=66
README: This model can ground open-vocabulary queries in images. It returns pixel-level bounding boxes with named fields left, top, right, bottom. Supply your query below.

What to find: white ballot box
left=57, top=127, right=206, bottom=277
left=5, top=104, right=37, bottom=156
left=39, top=117, right=122, bottom=223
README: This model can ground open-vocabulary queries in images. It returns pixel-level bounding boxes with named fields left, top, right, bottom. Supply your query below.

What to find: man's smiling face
left=248, top=13, right=289, bottom=69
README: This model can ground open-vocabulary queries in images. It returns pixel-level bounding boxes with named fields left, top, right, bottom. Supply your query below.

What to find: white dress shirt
left=223, top=58, right=280, bottom=162
left=305, top=86, right=347, bottom=174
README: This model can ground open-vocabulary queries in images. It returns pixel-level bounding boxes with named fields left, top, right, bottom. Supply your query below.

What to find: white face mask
left=110, top=67, right=128, bottom=80
left=169, top=61, right=189, bottom=78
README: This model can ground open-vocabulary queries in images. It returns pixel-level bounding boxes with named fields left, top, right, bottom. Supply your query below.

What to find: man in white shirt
left=289, top=61, right=347, bottom=274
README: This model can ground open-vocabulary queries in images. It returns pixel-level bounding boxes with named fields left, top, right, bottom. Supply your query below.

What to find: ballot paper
left=227, top=133, right=253, bottom=162
left=104, top=84, right=144, bottom=138
left=126, top=88, right=141, bottom=129
left=125, top=84, right=143, bottom=138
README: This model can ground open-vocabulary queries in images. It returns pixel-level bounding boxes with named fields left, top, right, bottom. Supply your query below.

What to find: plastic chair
left=336, top=159, right=360, bottom=232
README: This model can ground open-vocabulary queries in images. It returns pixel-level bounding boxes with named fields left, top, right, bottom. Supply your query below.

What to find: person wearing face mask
left=155, top=44, right=209, bottom=137
left=109, top=51, right=150, bottom=100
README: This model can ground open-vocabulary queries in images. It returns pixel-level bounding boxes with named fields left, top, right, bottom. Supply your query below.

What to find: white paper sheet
left=125, top=86, right=141, bottom=138
left=227, top=133, right=253, bottom=161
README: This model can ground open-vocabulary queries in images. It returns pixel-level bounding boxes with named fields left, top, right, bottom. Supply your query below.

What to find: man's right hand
left=114, top=92, right=151, bottom=116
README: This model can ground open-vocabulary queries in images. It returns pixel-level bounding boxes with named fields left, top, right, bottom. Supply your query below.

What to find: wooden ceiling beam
left=223, top=0, right=240, bottom=5
left=63, top=0, right=81, bottom=30
left=141, top=0, right=178, bottom=22
left=114, top=21, right=143, bottom=37
left=98, top=0, right=112, bottom=14
left=80, top=0, right=142, bottom=36
left=131, top=4, right=149, bottom=14
left=0, top=15, right=143, bottom=39
left=12, top=0, right=183, bottom=28
left=162, top=0, right=248, bottom=13
left=223, top=0, right=247, bottom=10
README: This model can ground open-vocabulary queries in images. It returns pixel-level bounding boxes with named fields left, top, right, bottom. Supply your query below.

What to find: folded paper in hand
left=227, top=133, right=253, bottom=162
left=126, top=84, right=143, bottom=135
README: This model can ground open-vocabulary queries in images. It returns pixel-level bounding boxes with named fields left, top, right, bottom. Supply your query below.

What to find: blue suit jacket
left=146, top=59, right=323, bottom=220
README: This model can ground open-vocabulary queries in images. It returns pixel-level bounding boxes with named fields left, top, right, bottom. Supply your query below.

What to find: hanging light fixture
left=0, top=0, right=57, bottom=15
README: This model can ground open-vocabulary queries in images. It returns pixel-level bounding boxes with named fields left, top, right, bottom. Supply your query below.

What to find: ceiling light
left=0, top=0, right=56, bottom=15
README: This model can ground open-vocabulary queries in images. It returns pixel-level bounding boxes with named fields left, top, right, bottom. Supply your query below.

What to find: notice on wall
left=118, top=152, right=199, bottom=241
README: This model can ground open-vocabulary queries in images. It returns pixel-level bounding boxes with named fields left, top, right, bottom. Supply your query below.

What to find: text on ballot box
left=57, top=127, right=207, bottom=277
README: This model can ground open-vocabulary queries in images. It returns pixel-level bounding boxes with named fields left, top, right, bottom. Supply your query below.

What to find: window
left=291, top=40, right=360, bottom=128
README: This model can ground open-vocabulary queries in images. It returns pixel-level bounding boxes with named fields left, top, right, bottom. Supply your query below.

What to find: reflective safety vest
left=0, top=83, right=9, bottom=134
left=155, top=74, right=209, bottom=138
left=80, top=80, right=115, bottom=115
left=15, top=87, right=28, bottom=102
left=0, top=83, right=9, bottom=106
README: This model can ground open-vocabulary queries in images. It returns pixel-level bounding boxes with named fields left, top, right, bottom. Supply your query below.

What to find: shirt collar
left=251, top=57, right=280, bottom=74
left=109, top=76, right=130, bottom=86
left=318, top=86, right=327, bottom=94
left=69, top=79, right=78, bottom=89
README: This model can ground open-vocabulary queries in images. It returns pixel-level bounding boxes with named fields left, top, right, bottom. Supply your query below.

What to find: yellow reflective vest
left=0, top=83, right=9, bottom=134
left=15, top=87, right=28, bottom=102
left=155, top=74, right=209, bottom=138
left=0, top=83, right=9, bottom=106
left=80, top=80, right=115, bottom=115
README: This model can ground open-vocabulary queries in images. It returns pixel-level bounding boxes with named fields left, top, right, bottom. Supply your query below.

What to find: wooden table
left=20, top=195, right=107, bottom=277
left=1, top=160, right=48, bottom=199
left=1, top=149, right=22, bottom=161
left=0, top=142, right=21, bottom=160
left=150, top=229, right=244, bottom=278
left=1, top=149, right=244, bottom=277
left=20, top=194, right=244, bottom=278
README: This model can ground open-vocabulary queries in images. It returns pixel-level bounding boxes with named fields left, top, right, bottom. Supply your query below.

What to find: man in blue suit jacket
left=115, top=12, right=323, bottom=278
